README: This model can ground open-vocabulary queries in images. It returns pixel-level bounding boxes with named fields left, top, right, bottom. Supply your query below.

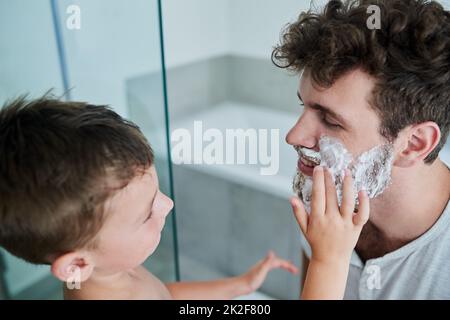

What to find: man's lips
left=295, top=147, right=321, bottom=176
left=297, top=156, right=319, bottom=176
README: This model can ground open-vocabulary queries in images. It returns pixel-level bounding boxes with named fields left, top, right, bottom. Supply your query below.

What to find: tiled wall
left=173, top=165, right=302, bottom=299
left=126, top=54, right=300, bottom=121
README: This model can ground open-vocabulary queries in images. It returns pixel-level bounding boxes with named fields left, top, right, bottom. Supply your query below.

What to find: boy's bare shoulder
left=137, top=266, right=173, bottom=300
left=64, top=266, right=172, bottom=300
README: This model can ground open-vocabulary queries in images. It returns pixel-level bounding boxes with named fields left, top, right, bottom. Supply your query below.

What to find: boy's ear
left=51, top=251, right=94, bottom=283
left=393, top=122, right=441, bottom=167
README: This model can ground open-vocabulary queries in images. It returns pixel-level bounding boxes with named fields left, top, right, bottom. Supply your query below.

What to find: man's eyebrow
left=297, top=91, right=349, bottom=127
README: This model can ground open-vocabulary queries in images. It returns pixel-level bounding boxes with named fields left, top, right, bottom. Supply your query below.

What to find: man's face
left=286, top=69, right=394, bottom=211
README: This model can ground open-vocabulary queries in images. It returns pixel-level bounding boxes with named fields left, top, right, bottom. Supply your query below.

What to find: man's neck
left=356, top=158, right=450, bottom=262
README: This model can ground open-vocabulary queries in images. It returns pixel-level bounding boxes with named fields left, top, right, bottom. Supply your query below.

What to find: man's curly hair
left=272, top=0, right=450, bottom=163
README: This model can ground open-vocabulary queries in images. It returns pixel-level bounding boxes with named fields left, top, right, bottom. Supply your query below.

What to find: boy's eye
left=143, top=211, right=153, bottom=223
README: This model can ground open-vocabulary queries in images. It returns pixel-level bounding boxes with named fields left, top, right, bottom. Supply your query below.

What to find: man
left=272, top=0, right=450, bottom=299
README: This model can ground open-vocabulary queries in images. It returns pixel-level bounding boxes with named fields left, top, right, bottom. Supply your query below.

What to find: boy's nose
left=163, top=195, right=174, bottom=215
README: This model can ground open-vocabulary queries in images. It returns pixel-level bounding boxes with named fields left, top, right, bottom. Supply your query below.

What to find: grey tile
left=173, top=165, right=304, bottom=299
left=228, top=184, right=301, bottom=299
left=228, top=55, right=299, bottom=113
left=126, top=70, right=166, bottom=129
left=166, top=56, right=230, bottom=119
left=126, top=54, right=300, bottom=121
left=173, top=165, right=233, bottom=276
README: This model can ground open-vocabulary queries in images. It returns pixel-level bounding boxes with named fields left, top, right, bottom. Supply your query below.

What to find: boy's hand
left=238, top=251, right=298, bottom=294
left=290, top=166, right=369, bottom=265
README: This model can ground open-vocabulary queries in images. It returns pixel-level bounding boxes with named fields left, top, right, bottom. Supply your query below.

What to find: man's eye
left=322, top=115, right=341, bottom=129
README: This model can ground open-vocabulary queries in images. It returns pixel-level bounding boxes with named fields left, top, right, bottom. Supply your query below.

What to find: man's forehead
left=298, top=69, right=376, bottom=114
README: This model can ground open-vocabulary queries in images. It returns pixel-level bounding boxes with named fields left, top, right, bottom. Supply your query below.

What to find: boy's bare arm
left=166, top=277, right=249, bottom=300
left=166, top=252, right=298, bottom=299
left=301, top=257, right=351, bottom=300
left=299, top=251, right=309, bottom=297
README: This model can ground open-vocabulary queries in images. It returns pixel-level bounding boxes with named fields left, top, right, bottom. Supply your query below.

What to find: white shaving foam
left=293, top=135, right=394, bottom=213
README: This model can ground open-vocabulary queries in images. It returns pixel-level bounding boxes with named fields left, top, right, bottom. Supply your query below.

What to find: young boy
left=0, top=96, right=368, bottom=299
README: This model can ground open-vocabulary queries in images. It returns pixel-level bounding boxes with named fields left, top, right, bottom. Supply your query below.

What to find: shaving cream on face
left=293, top=135, right=394, bottom=213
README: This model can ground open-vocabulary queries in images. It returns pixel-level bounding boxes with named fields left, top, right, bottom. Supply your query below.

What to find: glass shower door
left=0, top=0, right=178, bottom=299
left=0, top=0, right=67, bottom=300
left=53, top=0, right=179, bottom=283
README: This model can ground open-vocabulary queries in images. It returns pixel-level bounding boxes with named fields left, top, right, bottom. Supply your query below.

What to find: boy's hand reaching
left=166, top=251, right=298, bottom=300
left=238, top=251, right=298, bottom=295
left=290, top=166, right=370, bottom=299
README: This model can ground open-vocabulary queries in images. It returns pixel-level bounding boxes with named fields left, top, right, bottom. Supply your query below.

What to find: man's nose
left=285, top=112, right=319, bottom=148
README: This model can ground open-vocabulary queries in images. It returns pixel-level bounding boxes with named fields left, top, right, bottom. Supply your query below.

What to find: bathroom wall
left=172, top=164, right=303, bottom=299
left=228, top=0, right=315, bottom=59
left=56, top=0, right=163, bottom=116
left=164, top=0, right=325, bottom=63
left=163, top=0, right=229, bottom=67
left=0, top=0, right=64, bottom=102
left=158, top=0, right=311, bottom=118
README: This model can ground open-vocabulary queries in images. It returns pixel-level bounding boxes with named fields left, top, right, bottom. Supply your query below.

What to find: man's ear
left=51, top=251, right=94, bottom=283
left=394, top=122, right=441, bottom=167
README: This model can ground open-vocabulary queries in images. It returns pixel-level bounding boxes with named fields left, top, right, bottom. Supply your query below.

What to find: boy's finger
left=290, top=196, right=308, bottom=235
left=324, top=168, right=339, bottom=215
left=271, top=259, right=299, bottom=274
left=251, top=252, right=273, bottom=275
left=257, top=251, right=274, bottom=268
left=259, top=251, right=277, bottom=272
left=341, top=169, right=355, bottom=220
left=353, top=190, right=370, bottom=226
left=265, top=255, right=299, bottom=274
left=311, top=166, right=326, bottom=217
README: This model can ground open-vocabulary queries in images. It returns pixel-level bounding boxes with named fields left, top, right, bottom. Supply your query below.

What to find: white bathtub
left=170, top=102, right=299, bottom=199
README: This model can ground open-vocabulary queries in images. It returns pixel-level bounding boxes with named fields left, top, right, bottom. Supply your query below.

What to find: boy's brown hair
left=0, top=96, right=154, bottom=264
left=272, top=0, right=450, bottom=163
